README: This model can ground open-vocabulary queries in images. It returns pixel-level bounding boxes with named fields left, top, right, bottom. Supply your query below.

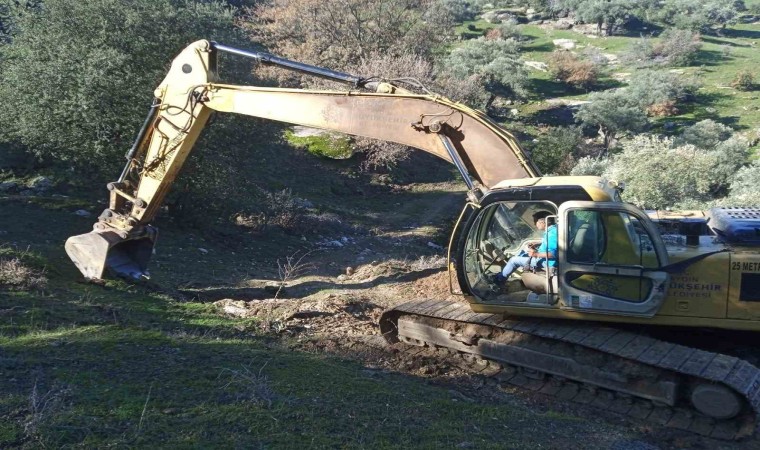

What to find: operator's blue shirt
left=537, top=224, right=558, bottom=267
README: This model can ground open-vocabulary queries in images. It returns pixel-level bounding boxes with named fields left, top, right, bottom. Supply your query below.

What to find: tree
left=725, top=160, right=760, bottom=206
left=652, top=0, right=740, bottom=33
left=444, top=37, right=528, bottom=108
left=557, top=0, right=641, bottom=35
left=574, top=90, right=648, bottom=151
left=529, top=126, right=583, bottom=174
left=604, top=136, right=719, bottom=209
left=0, top=0, right=245, bottom=174
left=626, top=70, right=698, bottom=115
left=240, top=0, right=447, bottom=80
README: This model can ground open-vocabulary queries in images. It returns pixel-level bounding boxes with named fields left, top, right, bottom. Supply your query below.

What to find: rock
left=340, top=236, right=349, bottom=243
left=198, top=248, right=208, bottom=254
left=337, top=274, right=347, bottom=281
left=0, top=181, right=18, bottom=192
left=552, top=39, right=576, bottom=50
left=30, top=176, right=53, bottom=191
left=524, top=61, right=548, bottom=72
left=602, top=53, right=619, bottom=64
left=552, top=18, right=574, bottom=30
left=74, top=209, right=91, bottom=217
left=669, top=69, right=685, bottom=75
left=526, top=7, right=535, bottom=14
left=345, top=267, right=355, bottom=276
left=481, top=11, right=501, bottom=23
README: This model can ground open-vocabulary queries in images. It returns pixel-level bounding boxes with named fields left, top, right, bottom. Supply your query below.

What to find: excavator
left=65, top=40, right=760, bottom=441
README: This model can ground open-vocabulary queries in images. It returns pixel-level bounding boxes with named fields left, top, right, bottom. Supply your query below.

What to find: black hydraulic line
left=119, top=103, right=159, bottom=182
left=437, top=133, right=475, bottom=192
left=212, top=42, right=365, bottom=87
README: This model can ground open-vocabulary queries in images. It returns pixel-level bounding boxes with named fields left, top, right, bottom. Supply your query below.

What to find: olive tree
left=574, top=89, right=648, bottom=151
left=0, top=0, right=245, bottom=174
left=444, top=37, right=528, bottom=108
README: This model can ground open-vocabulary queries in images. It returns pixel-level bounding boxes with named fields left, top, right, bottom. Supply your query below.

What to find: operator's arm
left=530, top=225, right=557, bottom=260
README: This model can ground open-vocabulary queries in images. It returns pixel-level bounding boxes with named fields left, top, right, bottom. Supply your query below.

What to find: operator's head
left=532, top=211, right=551, bottom=230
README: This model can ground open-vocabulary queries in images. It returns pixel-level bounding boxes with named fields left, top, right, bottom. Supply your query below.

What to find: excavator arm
left=65, top=40, right=538, bottom=280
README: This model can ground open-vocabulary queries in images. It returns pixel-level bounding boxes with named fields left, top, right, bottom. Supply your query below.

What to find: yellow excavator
left=65, top=40, right=760, bottom=440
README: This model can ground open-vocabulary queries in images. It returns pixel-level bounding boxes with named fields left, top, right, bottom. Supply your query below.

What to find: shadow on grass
left=690, top=48, right=731, bottom=67
left=522, top=41, right=555, bottom=53
left=525, top=105, right=580, bottom=127
left=721, top=28, right=760, bottom=40
left=701, top=35, right=751, bottom=48
left=527, top=78, right=576, bottom=99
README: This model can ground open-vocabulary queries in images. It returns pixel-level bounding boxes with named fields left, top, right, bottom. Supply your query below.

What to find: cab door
left=557, top=201, right=670, bottom=317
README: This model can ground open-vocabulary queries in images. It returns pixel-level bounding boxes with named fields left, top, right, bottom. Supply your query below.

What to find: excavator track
left=379, top=300, right=760, bottom=441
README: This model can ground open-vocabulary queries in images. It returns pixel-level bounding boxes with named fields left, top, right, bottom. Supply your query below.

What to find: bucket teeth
left=65, top=229, right=156, bottom=280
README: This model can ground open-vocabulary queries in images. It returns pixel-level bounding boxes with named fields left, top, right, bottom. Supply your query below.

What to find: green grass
left=1, top=180, right=643, bottom=448
left=284, top=129, right=354, bottom=159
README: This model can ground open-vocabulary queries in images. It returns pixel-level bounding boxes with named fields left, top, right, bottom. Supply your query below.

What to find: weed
left=24, top=380, right=71, bottom=445
left=410, top=255, right=447, bottom=271
left=275, top=250, right=314, bottom=299
left=0, top=257, right=47, bottom=291
left=218, top=360, right=276, bottom=408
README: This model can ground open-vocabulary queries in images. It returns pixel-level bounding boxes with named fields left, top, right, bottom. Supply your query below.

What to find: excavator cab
left=459, top=197, right=671, bottom=317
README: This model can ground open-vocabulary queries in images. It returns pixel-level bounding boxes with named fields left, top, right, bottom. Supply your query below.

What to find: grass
left=0, top=179, right=644, bottom=448
left=456, top=16, right=760, bottom=147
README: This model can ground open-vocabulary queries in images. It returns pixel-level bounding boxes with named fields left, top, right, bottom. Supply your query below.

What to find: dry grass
left=0, top=257, right=47, bottom=290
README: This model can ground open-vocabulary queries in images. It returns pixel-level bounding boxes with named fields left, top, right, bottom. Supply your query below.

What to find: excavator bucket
left=65, top=230, right=156, bottom=280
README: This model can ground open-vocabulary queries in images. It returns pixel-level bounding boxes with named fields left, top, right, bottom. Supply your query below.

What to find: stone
left=198, top=248, right=209, bottom=254
left=552, top=19, right=573, bottom=30
left=552, top=39, right=576, bottom=50
left=524, top=61, right=549, bottom=72
left=74, top=209, right=91, bottom=217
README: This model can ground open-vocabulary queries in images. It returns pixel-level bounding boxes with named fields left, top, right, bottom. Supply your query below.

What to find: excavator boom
left=65, top=40, right=537, bottom=280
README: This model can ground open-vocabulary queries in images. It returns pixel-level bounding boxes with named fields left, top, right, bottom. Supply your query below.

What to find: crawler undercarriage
left=380, top=300, right=760, bottom=441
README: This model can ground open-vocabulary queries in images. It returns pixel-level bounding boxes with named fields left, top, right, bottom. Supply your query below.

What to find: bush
left=575, top=90, right=648, bottom=150
left=603, top=136, right=719, bottom=209
left=0, top=257, right=47, bottom=291
left=234, top=188, right=306, bottom=233
left=626, top=70, right=699, bottom=114
left=624, top=29, right=702, bottom=67
left=677, top=119, right=734, bottom=149
left=530, top=126, right=582, bottom=174
left=732, top=70, right=756, bottom=91
left=724, top=160, right=760, bottom=206
left=547, top=51, right=599, bottom=89
left=570, top=156, right=610, bottom=176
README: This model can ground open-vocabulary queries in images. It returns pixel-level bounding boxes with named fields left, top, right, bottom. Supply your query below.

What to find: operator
left=495, top=211, right=557, bottom=282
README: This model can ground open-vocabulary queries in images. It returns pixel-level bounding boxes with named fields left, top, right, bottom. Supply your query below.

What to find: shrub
left=0, top=257, right=47, bottom=291
left=547, top=51, right=599, bottom=89
left=530, top=126, right=582, bottom=174
left=626, top=70, right=699, bottom=116
left=724, top=160, right=760, bottom=206
left=625, top=29, right=702, bottom=67
left=570, top=156, right=610, bottom=176
left=677, top=119, right=734, bottom=149
left=234, top=188, right=306, bottom=233
left=603, top=136, right=719, bottom=209
left=575, top=90, right=648, bottom=150
left=732, top=70, right=756, bottom=91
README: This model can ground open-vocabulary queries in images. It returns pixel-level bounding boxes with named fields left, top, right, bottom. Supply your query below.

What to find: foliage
left=732, top=70, right=756, bottom=91
left=574, top=89, right=648, bottom=150
left=554, top=0, right=640, bottom=35
left=725, top=159, right=760, bottom=206
left=569, top=155, right=610, bottom=176
left=624, top=29, right=702, bottom=67
left=233, top=188, right=306, bottom=232
left=0, top=0, right=244, bottom=175
left=547, top=50, right=599, bottom=89
left=677, top=119, right=734, bottom=149
left=653, top=0, right=740, bottom=32
left=444, top=37, right=528, bottom=105
left=241, top=0, right=448, bottom=81
left=529, top=126, right=582, bottom=174
left=604, top=136, right=720, bottom=209
left=484, top=19, right=523, bottom=41
left=626, top=70, right=698, bottom=114
left=423, top=0, right=474, bottom=27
